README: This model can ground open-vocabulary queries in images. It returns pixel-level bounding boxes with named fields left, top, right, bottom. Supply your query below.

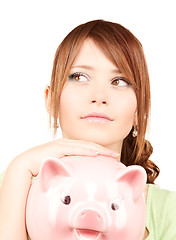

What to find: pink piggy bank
left=26, top=155, right=146, bottom=240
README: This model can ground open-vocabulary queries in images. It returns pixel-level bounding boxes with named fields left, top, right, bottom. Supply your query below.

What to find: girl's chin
left=61, top=130, right=124, bottom=152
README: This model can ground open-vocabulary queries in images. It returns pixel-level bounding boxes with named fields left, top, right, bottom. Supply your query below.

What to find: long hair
left=49, top=19, right=160, bottom=184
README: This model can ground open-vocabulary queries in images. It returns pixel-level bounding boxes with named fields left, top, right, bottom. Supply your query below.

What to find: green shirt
left=146, top=184, right=176, bottom=239
left=0, top=172, right=176, bottom=239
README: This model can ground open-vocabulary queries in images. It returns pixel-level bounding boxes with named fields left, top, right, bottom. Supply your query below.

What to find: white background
left=0, top=0, right=176, bottom=191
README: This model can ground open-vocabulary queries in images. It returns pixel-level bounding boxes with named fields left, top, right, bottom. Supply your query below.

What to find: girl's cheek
left=113, top=90, right=137, bottom=112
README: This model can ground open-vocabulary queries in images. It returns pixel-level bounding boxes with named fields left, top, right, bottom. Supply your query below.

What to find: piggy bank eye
left=111, top=202, right=119, bottom=211
left=61, top=195, right=71, bottom=205
left=111, top=197, right=121, bottom=211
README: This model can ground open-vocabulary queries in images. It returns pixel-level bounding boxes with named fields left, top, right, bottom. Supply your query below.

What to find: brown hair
left=49, top=19, right=160, bottom=184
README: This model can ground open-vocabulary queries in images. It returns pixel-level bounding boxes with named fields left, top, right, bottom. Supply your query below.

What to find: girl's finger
left=54, top=139, right=120, bottom=159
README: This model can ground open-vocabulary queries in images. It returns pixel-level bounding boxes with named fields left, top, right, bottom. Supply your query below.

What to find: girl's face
left=58, top=39, right=137, bottom=153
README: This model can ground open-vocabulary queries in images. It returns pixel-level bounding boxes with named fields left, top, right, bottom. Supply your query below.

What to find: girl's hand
left=19, top=138, right=120, bottom=177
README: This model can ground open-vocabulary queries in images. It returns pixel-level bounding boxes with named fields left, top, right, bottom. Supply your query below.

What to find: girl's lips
left=81, top=113, right=113, bottom=123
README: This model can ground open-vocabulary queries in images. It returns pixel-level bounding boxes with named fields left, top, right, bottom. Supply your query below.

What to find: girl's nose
left=90, top=89, right=108, bottom=105
left=91, top=99, right=107, bottom=104
left=89, top=78, right=108, bottom=105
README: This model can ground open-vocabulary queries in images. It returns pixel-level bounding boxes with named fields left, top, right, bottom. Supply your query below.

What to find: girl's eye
left=111, top=77, right=131, bottom=87
left=68, top=72, right=90, bottom=83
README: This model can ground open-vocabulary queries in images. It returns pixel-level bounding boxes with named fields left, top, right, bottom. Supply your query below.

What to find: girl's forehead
left=71, top=39, right=121, bottom=73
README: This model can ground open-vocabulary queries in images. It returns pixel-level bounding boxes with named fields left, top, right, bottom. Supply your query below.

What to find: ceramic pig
left=26, top=155, right=147, bottom=240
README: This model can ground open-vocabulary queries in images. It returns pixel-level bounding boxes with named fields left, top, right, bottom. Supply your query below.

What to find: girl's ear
left=44, top=86, right=51, bottom=115
left=133, top=111, right=138, bottom=126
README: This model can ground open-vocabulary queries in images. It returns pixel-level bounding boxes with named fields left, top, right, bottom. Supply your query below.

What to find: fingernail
left=111, top=152, right=120, bottom=158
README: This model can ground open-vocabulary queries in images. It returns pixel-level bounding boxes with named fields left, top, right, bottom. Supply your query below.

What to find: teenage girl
left=0, top=19, right=176, bottom=240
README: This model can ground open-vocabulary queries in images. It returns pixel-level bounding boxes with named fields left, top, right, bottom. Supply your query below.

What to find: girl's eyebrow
left=71, top=65, right=122, bottom=74
left=111, top=69, right=122, bottom=74
left=71, top=65, right=93, bottom=70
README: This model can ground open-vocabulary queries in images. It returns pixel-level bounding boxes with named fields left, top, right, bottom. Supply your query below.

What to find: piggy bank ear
left=117, top=166, right=147, bottom=202
left=39, top=157, right=72, bottom=192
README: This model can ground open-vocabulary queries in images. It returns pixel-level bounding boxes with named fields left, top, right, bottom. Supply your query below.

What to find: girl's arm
left=0, top=138, right=119, bottom=240
left=0, top=156, right=32, bottom=240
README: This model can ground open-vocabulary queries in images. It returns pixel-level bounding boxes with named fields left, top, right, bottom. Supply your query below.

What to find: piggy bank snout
left=75, top=209, right=105, bottom=232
